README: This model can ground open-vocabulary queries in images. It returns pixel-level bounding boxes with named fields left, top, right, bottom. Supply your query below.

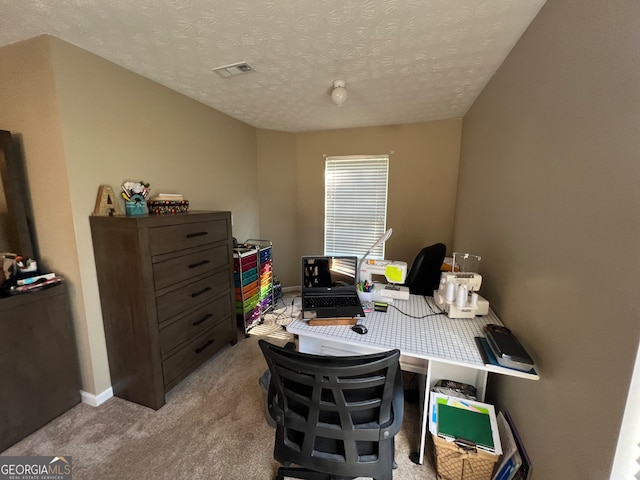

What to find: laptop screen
left=301, top=256, right=358, bottom=293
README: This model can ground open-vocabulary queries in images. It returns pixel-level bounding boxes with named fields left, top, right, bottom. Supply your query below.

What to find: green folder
left=437, top=403, right=494, bottom=449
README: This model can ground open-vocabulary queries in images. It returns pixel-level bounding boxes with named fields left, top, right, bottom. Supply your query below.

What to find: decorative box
left=146, top=199, right=189, bottom=215
left=125, top=195, right=148, bottom=217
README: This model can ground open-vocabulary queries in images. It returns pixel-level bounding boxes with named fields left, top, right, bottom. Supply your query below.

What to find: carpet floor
left=2, top=294, right=439, bottom=479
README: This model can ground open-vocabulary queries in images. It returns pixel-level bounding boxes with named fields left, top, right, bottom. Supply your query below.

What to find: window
left=324, top=155, right=389, bottom=259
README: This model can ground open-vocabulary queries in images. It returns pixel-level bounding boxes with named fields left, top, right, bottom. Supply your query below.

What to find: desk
left=286, top=294, right=538, bottom=464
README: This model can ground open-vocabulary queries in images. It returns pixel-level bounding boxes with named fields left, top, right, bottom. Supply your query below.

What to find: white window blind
left=324, top=155, right=389, bottom=259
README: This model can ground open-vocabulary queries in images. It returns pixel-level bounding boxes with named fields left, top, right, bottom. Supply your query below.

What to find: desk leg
left=417, top=362, right=489, bottom=465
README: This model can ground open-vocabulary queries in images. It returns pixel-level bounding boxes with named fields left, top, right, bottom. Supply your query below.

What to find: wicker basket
left=433, top=435, right=499, bottom=480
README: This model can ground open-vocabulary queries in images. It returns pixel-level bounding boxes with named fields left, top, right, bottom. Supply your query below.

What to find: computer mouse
left=351, top=324, right=368, bottom=335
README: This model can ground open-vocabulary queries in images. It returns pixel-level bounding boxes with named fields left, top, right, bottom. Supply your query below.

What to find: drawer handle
left=192, top=313, right=213, bottom=326
left=195, top=339, right=215, bottom=354
left=191, top=287, right=212, bottom=298
left=186, top=231, right=208, bottom=238
left=188, top=260, right=210, bottom=269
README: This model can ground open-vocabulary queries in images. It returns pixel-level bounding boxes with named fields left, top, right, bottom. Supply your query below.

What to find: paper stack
left=429, top=392, right=503, bottom=456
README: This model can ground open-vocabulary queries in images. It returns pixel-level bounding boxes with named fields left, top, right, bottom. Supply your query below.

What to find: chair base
left=276, top=465, right=396, bottom=480
left=276, top=466, right=354, bottom=480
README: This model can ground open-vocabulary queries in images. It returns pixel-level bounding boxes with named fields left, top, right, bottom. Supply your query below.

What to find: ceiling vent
left=213, top=62, right=256, bottom=78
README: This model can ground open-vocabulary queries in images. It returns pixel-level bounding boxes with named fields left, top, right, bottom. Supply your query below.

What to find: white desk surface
left=287, top=295, right=538, bottom=380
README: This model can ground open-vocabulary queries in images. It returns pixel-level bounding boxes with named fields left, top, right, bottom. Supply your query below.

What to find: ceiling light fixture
left=331, top=80, right=348, bottom=106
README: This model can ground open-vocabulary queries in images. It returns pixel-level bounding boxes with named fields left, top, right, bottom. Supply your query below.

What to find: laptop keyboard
left=303, top=296, right=361, bottom=309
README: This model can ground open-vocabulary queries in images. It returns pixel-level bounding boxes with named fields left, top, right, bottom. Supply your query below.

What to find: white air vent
left=212, top=62, right=256, bottom=78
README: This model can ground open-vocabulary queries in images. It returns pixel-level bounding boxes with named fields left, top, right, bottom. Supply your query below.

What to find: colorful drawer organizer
left=233, top=239, right=274, bottom=335
left=246, top=239, right=274, bottom=320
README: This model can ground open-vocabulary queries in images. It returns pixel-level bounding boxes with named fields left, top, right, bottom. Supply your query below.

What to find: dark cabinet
left=89, top=211, right=237, bottom=410
left=0, top=285, right=81, bottom=452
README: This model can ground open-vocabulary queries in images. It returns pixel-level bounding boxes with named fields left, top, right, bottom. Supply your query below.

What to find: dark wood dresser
left=0, top=285, right=81, bottom=452
left=89, top=211, right=237, bottom=410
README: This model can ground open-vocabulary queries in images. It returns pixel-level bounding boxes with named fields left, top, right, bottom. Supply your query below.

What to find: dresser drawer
left=158, top=296, right=231, bottom=355
left=153, top=244, right=229, bottom=291
left=148, top=219, right=229, bottom=256
left=162, top=322, right=230, bottom=389
left=156, top=271, right=232, bottom=323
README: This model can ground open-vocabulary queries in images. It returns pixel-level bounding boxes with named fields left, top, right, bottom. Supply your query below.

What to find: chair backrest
left=404, top=243, right=446, bottom=295
left=259, top=340, right=403, bottom=480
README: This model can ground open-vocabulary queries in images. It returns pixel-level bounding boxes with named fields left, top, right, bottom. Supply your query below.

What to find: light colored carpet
left=2, top=293, right=439, bottom=479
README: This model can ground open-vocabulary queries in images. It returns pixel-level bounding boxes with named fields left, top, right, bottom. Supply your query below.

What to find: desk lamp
left=356, top=228, right=393, bottom=285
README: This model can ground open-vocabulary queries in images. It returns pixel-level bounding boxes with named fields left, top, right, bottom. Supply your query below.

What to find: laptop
left=301, top=256, right=365, bottom=319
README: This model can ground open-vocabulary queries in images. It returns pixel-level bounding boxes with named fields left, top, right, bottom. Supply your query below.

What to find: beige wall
left=0, top=36, right=261, bottom=396
left=456, top=1, right=640, bottom=478
left=0, top=37, right=86, bottom=384
left=294, top=120, right=462, bottom=274
left=256, top=130, right=298, bottom=287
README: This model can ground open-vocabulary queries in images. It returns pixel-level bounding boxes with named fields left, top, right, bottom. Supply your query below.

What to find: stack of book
left=152, top=193, right=184, bottom=201
left=11, top=272, right=63, bottom=294
left=147, top=193, right=189, bottom=214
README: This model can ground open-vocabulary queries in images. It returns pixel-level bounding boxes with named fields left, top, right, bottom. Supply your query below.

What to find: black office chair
left=404, top=243, right=446, bottom=296
left=258, top=340, right=404, bottom=480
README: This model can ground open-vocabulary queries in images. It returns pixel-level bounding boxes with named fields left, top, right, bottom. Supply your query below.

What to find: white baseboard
left=80, top=387, right=113, bottom=407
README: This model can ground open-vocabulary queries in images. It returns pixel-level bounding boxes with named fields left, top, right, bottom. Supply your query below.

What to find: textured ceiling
left=0, top=0, right=546, bottom=133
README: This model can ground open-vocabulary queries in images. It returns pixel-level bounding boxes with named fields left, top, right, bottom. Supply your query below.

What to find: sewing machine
left=433, top=252, right=490, bottom=318
left=359, top=259, right=410, bottom=301
left=433, top=271, right=490, bottom=318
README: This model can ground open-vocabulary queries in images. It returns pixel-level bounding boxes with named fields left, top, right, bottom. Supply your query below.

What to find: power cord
left=404, top=372, right=420, bottom=404
left=388, top=295, right=444, bottom=318
left=258, top=294, right=301, bottom=329
left=424, top=295, right=446, bottom=315
left=290, top=295, right=302, bottom=321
